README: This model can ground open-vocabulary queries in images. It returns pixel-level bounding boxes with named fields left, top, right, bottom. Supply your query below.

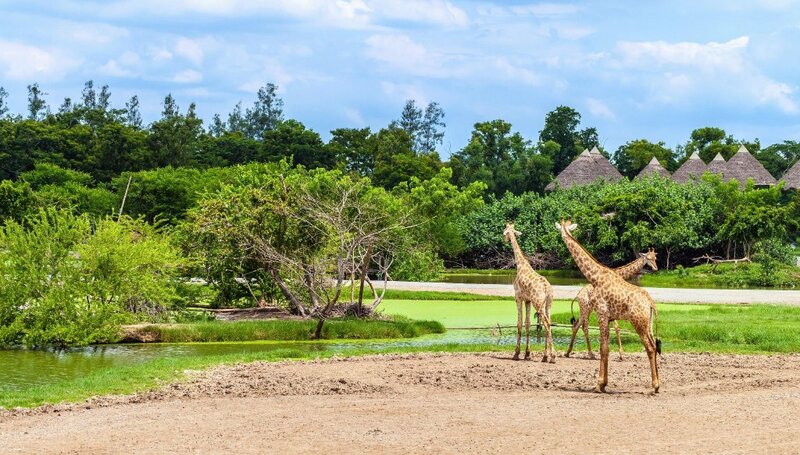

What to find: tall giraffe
left=503, top=223, right=556, bottom=363
left=565, top=248, right=658, bottom=360
left=556, top=219, right=660, bottom=393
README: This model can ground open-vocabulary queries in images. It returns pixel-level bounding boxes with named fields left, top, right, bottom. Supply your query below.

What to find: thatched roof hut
left=636, top=157, right=671, bottom=179
left=672, top=152, right=706, bottom=183
left=706, top=153, right=727, bottom=175
left=589, top=146, right=625, bottom=182
left=723, top=145, right=776, bottom=188
left=545, top=148, right=623, bottom=191
left=780, top=160, right=800, bottom=190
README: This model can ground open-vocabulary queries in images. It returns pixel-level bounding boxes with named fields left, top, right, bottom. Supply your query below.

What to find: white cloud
left=586, top=98, right=615, bottom=120
left=375, top=0, right=468, bottom=27
left=172, top=69, right=203, bottom=83
left=149, top=47, right=173, bottom=62
left=175, top=37, right=204, bottom=65
left=493, top=58, right=540, bottom=86
left=99, top=60, right=133, bottom=77
left=343, top=107, right=366, bottom=126
left=0, top=40, right=79, bottom=80
left=381, top=81, right=428, bottom=104
left=365, top=34, right=456, bottom=78
left=510, top=3, right=580, bottom=16
left=614, top=36, right=799, bottom=114
left=617, top=36, right=749, bottom=72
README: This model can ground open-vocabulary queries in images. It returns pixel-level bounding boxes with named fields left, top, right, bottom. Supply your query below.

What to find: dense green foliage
left=456, top=175, right=799, bottom=271
left=0, top=210, right=185, bottom=347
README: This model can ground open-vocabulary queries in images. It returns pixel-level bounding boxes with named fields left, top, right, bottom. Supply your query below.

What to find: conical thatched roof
left=589, top=146, right=624, bottom=181
left=723, top=145, right=776, bottom=188
left=672, top=152, right=707, bottom=183
left=636, top=157, right=671, bottom=179
left=545, top=148, right=623, bottom=191
left=706, top=153, right=727, bottom=175
left=780, top=160, right=800, bottom=190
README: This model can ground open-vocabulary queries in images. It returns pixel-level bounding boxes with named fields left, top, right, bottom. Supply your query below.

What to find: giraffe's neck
left=560, top=230, right=609, bottom=284
left=614, top=256, right=646, bottom=280
left=509, top=235, right=534, bottom=274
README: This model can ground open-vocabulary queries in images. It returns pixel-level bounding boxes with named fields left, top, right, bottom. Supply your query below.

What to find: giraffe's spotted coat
left=566, top=249, right=658, bottom=360
left=503, top=223, right=556, bottom=363
left=556, top=219, right=660, bottom=393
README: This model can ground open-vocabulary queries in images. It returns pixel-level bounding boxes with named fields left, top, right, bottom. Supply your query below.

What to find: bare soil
left=2, top=352, right=800, bottom=454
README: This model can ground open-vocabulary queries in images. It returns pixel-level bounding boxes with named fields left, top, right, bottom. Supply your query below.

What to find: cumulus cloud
left=614, top=36, right=799, bottom=114
left=175, top=37, right=204, bottom=65
left=586, top=98, right=616, bottom=120
left=0, top=40, right=79, bottom=80
left=172, top=69, right=203, bottom=83
left=376, top=0, right=468, bottom=27
left=365, top=34, right=451, bottom=78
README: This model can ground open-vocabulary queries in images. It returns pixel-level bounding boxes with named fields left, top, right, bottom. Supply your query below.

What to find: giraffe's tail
left=569, top=296, right=578, bottom=326
left=650, top=304, right=662, bottom=355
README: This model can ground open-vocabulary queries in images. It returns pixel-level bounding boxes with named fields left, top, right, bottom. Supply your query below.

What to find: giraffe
left=556, top=219, right=660, bottom=393
left=565, top=248, right=658, bottom=361
left=503, top=223, right=556, bottom=363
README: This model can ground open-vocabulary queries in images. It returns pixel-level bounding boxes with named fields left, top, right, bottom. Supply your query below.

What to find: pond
left=0, top=330, right=568, bottom=394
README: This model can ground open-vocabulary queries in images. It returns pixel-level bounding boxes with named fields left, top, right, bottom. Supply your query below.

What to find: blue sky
left=1, top=0, right=799, bottom=157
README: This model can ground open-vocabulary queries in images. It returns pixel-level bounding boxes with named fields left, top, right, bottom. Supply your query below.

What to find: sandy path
left=2, top=352, right=800, bottom=454
left=379, top=280, right=800, bottom=305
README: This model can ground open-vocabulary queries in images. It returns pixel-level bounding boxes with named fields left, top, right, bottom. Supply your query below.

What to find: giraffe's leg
left=582, top=313, right=595, bottom=360
left=524, top=301, right=532, bottom=360
left=595, top=316, right=610, bottom=393
left=541, top=308, right=556, bottom=363
left=635, top=322, right=660, bottom=393
left=614, top=320, right=624, bottom=361
left=513, top=298, right=522, bottom=360
left=565, top=312, right=580, bottom=358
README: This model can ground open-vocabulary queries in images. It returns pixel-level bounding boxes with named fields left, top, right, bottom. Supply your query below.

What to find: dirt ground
left=2, top=352, right=800, bottom=454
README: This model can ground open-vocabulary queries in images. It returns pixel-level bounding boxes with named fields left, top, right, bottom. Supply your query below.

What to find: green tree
left=261, top=119, right=334, bottom=169
left=147, top=97, right=204, bottom=167
left=539, top=106, right=597, bottom=174
left=0, top=86, right=9, bottom=117
left=613, top=139, right=676, bottom=178
left=756, top=141, right=800, bottom=178
left=26, top=83, right=48, bottom=120
left=0, top=210, right=185, bottom=347
left=244, top=84, right=284, bottom=139
left=680, top=127, right=759, bottom=162
left=451, top=119, right=551, bottom=197
left=393, top=100, right=446, bottom=154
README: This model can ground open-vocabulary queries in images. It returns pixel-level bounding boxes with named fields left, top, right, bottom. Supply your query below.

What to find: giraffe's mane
left=564, top=230, right=613, bottom=273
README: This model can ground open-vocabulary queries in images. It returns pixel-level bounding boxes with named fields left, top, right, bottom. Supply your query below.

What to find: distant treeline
left=2, top=81, right=799, bottom=198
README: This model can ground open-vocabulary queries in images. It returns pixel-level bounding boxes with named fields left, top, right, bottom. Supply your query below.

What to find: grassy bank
left=381, top=298, right=800, bottom=353
left=127, top=317, right=445, bottom=343
left=5, top=297, right=800, bottom=410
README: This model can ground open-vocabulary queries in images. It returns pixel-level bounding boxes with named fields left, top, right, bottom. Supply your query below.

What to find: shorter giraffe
left=503, top=223, right=556, bottom=362
left=565, top=248, right=658, bottom=360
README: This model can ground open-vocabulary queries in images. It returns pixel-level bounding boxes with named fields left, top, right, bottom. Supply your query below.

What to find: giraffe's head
left=503, top=223, right=522, bottom=242
left=640, top=247, right=658, bottom=271
left=554, top=219, right=578, bottom=236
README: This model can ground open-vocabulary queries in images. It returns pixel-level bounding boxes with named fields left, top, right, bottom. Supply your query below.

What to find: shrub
left=0, top=209, right=186, bottom=347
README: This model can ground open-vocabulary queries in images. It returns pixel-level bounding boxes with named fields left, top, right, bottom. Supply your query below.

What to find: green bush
left=0, top=209, right=187, bottom=347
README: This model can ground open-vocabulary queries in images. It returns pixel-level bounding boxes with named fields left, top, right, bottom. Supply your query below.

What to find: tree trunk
left=314, top=317, right=325, bottom=339
left=268, top=268, right=306, bottom=317
left=356, top=244, right=373, bottom=316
